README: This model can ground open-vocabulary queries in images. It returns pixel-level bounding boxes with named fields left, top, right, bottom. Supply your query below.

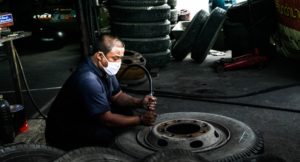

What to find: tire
left=109, top=4, right=170, bottom=22
left=142, top=149, right=210, bottom=162
left=111, top=20, right=171, bottom=38
left=143, top=50, right=171, bottom=69
left=121, top=36, right=171, bottom=53
left=240, top=154, right=287, bottom=162
left=169, top=9, right=178, bottom=24
left=109, top=0, right=167, bottom=7
left=117, top=50, right=146, bottom=81
left=167, top=0, right=177, bottom=9
left=54, top=147, right=134, bottom=162
left=0, top=144, right=65, bottom=162
left=172, top=10, right=209, bottom=61
left=191, top=7, right=227, bottom=63
left=113, top=112, right=264, bottom=162
left=118, top=75, right=148, bottom=86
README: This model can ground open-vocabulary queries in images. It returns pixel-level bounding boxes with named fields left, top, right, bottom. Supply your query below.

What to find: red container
left=10, top=104, right=28, bottom=134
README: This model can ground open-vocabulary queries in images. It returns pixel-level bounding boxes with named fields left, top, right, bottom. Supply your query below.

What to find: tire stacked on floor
left=171, top=7, right=227, bottom=63
left=116, top=50, right=147, bottom=85
left=0, top=144, right=65, bottom=162
left=167, top=0, right=178, bottom=29
left=108, top=0, right=171, bottom=69
left=54, top=147, right=134, bottom=162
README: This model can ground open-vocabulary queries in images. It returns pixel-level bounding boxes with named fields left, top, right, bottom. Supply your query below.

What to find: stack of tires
left=108, top=0, right=171, bottom=69
left=167, top=0, right=178, bottom=29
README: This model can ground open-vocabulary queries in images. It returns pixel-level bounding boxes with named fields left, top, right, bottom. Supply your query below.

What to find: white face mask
left=101, top=54, right=121, bottom=76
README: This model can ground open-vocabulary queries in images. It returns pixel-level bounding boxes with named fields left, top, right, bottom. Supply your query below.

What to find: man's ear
left=96, top=51, right=104, bottom=60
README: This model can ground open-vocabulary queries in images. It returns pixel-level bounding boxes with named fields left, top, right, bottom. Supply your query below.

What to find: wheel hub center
left=137, top=119, right=229, bottom=152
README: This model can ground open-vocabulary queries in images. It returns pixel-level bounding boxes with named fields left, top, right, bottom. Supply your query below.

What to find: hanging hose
left=118, top=64, right=153, bottom=95
left=13, top=44, right=47, bottom=119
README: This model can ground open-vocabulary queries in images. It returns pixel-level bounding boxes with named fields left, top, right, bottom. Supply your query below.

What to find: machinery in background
left=0, top=12, right=13, bottom=36
left=214, top=0, right=275, bottom=72
left=214, top=48, right=268, bottom=72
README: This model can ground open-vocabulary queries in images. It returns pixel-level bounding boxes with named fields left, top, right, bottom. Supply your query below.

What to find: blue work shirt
left=45, top=57, right=121, bottom=148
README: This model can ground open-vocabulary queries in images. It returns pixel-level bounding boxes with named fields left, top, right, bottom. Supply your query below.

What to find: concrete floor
left=0, top=39, right=299, bottom=161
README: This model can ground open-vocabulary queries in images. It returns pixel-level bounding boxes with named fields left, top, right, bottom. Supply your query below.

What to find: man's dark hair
left=95, top=34, right=124, bottom=55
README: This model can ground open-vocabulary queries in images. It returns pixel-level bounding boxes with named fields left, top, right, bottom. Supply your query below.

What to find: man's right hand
left=140, top=110, right=157, bottom=126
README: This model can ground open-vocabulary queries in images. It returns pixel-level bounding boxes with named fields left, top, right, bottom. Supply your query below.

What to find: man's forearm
left=100, top=111, right=141, bottom=127
left=112, top=91, right=142, bottom=108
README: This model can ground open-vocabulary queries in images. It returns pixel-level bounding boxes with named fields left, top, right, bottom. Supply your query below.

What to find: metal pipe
left=6, top=40, right=24, bottom=104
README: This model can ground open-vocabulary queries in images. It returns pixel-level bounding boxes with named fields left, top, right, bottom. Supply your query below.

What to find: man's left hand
left=142, top=95, right=157, bottom=111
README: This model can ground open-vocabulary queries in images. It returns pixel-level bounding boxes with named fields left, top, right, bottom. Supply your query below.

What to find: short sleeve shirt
left=46, top=57, right=121, bottom=129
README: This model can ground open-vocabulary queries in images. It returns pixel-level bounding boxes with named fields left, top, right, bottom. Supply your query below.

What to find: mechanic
left=45, top=34, right=157, bottom=150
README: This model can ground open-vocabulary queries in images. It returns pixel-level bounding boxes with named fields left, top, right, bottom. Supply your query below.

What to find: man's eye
left=114, top=57, right=122, bottom=60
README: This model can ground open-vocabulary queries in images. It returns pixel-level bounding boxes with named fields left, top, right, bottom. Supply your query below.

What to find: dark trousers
left=46, top=106, right=134, bottom=151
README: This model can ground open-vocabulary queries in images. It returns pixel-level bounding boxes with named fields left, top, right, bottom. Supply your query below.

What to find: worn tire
left=0, top=144, right=65, bottom=162
left=113, top=112, right=264, bottom=162
left=121, top=36, right=171, bottom=53
left=191, top=7, right=227, bottom=63
left=111, top=20, right=171, bottom=38
left=143, top=50, right=171, bottom=69
left=54, top=147, right=134, bottom=162
left=172, top=10, right=209, bottom=61
left=169, top=9, right=178, bottom=24
left=167, top=0, right=177, bottom=9
left=109, top=0, right=167, bottom=6
left=109, top=4, right=170, bottom=22
left=117, top=50, right=146, bottom=82
left=239, top=154, right=287, bottom=162
left=142, top=149, right=210, bottom=162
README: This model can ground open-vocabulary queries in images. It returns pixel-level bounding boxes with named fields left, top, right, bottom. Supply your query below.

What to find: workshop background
left=0, top=0, right=299, bottom=162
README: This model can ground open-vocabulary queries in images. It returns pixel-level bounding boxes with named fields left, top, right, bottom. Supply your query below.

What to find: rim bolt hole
left=157, top=139, right=168, bottom=147
left=190, top=140, right=203, bottom=148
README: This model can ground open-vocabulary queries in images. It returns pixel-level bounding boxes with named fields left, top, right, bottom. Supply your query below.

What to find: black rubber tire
left=171, top=10, right=209, bottom=61
left=121, top=36, right=171, bottom=53
left=113, top=112, right=264, bottom=162
left=0, top=144, right=65, bottom=162
left=117, top=50, right=146, bottom=81
left=111, top=20, right=171, bottom=38
left=169, top=9, right=178, bottom=24
left=142, top=149, right=210, bottom=162
left=118, top=75, right=148, bottom=86
left=109, top=4, right=170, bottom=22
left=54, top=147, right=134, bottom=162
left=240, top=154, right=287, bottom=162
left=143, top=50, right=171, bottom=69
left=167, top=0, right=177, bottom=9
left=109, top=0, right=167, bottom=7
left=191, top=7, right=227, bottom=63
